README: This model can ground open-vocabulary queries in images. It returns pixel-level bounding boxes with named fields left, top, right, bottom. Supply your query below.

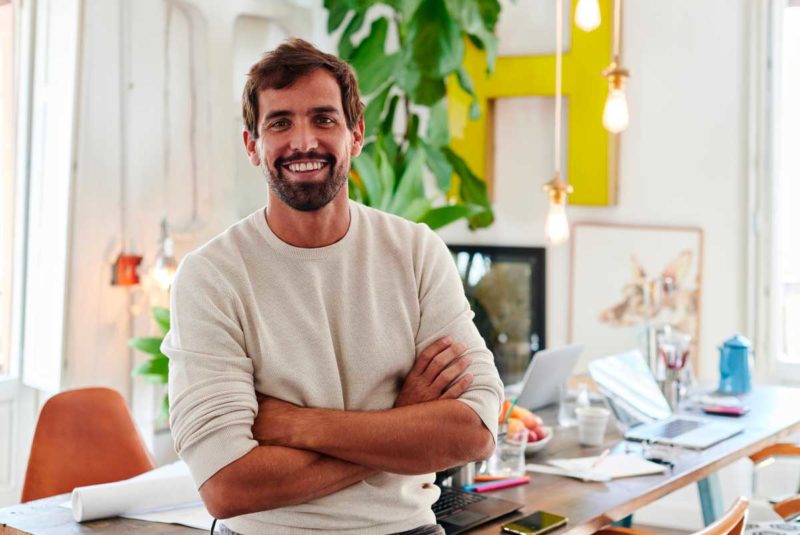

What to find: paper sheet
left=548, top=454, right=667, bottom=479
left=58, top=460, right=215, bottom=530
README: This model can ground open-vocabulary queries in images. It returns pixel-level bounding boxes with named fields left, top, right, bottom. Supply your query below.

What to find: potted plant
left=324, top=0, right=501, bottom=230
left=129, top=306, right=170, bottom=420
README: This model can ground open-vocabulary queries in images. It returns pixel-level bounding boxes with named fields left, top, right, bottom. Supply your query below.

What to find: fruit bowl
left=525, top=426, right=554, bottom=454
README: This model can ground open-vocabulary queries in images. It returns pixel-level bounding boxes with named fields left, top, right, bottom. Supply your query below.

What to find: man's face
left=244, top=69, right=364, bottom=212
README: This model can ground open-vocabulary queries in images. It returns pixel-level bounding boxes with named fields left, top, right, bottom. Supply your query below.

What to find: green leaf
left=401, top=197, right=432, bottom=222
left=352, top=152, right=383, bottom=207
left=442, top=147, right=495, bottom=228
left=348, top=176, right=365, bottom=202
left=420, top=204, right=487, bottom=230
left=152, top=306, right=170, bottom=334
left=377, top=131, right=399, bottom=165
left=363, top=83, right=392, bottom=138
left=376, top=147, right=396, bottom=210
left=349, top=18, right=399, bottom=95
left=420, top=141, right=453, bottom=191
left=444, top=0, right=499, bottom=74
left=406, top=113, right=420, bottom=145
left=426, top=100, right=450, bottom=146
left=380, top=94, right=400, bottom=136
left=477, top=0, right=501, bottom=32
left=128, top=336, right=165, bottom=356
left=455, top=65, right=480, bottom=120
left=159, top=394, right=170, bottom=421
left=398, top=0, right=425, bottom=21
left=324, top=0, right=352, bottom=32
left=338, top=10, right=366, bottom=60
left=407, top=0, right=464, bottom=77
left=133, top=355, right=169, bottom=383
left=411, top=76, right=446, bottom=106
left=388, top=147, right=425, bottom=215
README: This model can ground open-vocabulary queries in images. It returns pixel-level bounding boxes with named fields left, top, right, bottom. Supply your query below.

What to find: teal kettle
left=718, top=334, right=753, bottom=394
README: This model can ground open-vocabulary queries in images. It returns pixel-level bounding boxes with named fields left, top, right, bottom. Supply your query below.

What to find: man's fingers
left=412, top=337, right=453, bottom=376
left=440, top=373, right=474, bottom=400
left=423, top=342, right=466, bottom=382
left=431, top=355, right=472, bottom=391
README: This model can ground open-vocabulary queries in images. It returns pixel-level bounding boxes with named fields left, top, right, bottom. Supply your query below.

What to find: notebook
left=548, top=454, right=668, bottom=479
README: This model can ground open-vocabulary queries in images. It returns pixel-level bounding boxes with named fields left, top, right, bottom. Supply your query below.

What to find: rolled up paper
left=71, top=461, right=202, bottom=522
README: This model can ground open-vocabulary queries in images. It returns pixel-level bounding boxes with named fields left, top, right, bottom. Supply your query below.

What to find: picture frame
left=569, top=223, right=704, bottom=373
left=448, top=244, right=546, bottom=386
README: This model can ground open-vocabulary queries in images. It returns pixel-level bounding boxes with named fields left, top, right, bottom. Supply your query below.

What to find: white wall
left=439, top=0, right=750, bottom=383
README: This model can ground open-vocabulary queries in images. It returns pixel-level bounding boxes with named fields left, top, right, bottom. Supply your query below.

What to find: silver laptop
left=588, top=350, right=743, bottom=449
left=505, top=344, right=583, bottom=410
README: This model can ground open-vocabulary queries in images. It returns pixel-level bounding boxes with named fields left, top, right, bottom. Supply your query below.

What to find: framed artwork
left=448, top=245, right=546, bottom=386
left=446, top=0, right=617, bottom=206
left=569, top=223, right=704, bottom=372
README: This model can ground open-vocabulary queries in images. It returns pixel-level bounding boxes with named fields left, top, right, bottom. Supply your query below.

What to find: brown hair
left=242, top=38, right=364, bottom=138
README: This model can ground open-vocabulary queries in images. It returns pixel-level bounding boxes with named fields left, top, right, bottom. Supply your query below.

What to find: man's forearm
left=200, top=445, right=374, bottom=519
left=259, top=400, right=493, bottom=475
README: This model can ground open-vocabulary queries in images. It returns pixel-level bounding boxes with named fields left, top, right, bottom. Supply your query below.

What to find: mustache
left=275, top=151, right=335, bottom=167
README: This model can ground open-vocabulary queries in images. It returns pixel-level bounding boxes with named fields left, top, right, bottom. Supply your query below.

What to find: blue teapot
left=718, top=334, right=753, bottom=394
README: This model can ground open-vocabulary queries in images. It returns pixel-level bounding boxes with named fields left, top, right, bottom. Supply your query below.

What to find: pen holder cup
left=576, top=406, right=610, bottom=447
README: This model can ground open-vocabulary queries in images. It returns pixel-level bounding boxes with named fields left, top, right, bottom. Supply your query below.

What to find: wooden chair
left=21, top=387, right=155, bottom=502
left=773, top=495, right=800, bottom=522
left=749, top=443, right=800, bottom=466
left=594, top=496, right=749, bottom=535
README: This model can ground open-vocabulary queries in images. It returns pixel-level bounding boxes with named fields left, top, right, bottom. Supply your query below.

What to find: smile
left=283, top=160, right=328, bottom=173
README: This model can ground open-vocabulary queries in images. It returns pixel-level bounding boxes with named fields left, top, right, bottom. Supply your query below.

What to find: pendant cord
left=612, top=0, right=622, bottom=63
left=554, top=0, right=563, bottom=174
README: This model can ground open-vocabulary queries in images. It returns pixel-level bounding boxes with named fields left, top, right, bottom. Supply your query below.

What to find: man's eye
left=316, top=116, right=334, bottom=125
left=270, top=120, right=290, bottom=129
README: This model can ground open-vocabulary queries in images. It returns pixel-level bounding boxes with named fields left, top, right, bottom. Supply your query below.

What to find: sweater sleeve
left=162, top=253, right=259, bottom=487
left=414, top=229, right=504, bottom=444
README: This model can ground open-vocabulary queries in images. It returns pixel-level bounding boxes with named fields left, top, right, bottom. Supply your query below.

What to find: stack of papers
left=527, top=454, right=668, bottom=482
left=59, top=461, right=216, bottom=531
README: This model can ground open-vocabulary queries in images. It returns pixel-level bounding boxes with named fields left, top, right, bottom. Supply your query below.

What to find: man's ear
left=243, top=129, right=260, bottom=166
left=351, top=117, right=365, bottom=158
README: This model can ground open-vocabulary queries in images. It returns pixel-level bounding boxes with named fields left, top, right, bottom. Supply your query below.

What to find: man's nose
left=289, top=123, right=319, bottom=153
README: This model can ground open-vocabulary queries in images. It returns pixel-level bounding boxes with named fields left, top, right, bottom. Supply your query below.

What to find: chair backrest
left=774, top=496, right=800, bottom=521
left=696, top=496, right=749, bottom=535
left=21, top=387, right=156, bottom=502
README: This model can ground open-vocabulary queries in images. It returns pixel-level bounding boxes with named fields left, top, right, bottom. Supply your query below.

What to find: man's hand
left=252, top=395, right=301, bottom=446
left=394, top=337, right=473, bottom=408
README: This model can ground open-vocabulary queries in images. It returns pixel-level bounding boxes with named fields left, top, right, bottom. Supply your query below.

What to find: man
left=163, top=38, right=503, bottom=535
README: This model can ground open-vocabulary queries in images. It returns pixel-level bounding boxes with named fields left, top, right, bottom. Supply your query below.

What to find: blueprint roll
left=71, top=461, right=201, bottom=522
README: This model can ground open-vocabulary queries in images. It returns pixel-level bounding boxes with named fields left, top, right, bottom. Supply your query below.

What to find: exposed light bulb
left=575, top=0, right=601, bottom=32
left=602, top=87, right=629, bottom=133
left=153, top=219, right=178, bottom=290
left=545, top=201, right=570, bottom=245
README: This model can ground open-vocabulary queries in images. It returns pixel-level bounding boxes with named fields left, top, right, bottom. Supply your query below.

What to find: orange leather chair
left=21, top=387, right=156, bottom=502
left=774, top=495, right=800, bottom=521
left=594, top=496, right=749, bottom=535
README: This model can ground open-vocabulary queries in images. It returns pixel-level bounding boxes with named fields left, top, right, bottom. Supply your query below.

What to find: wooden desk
left=2, top=385, right=798, bottom=535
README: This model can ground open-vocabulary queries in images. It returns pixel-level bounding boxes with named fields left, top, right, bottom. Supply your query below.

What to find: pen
left=474, top=474, right=514, bottom=482
left=591, top=448, right=611, bottom=469
left=464, top=476, right=530, bottom=493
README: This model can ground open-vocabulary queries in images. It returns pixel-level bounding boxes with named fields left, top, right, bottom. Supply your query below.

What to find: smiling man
left=163, top=38, right=503, bottom=535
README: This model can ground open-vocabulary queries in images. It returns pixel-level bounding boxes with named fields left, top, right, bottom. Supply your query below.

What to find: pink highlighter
left=464, top=476, right=531, bottom=493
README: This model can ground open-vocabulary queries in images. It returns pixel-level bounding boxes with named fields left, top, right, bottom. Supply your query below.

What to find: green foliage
left=130, top=306, right=170, bottom=420
left=328, top=0, right=500, bottom=230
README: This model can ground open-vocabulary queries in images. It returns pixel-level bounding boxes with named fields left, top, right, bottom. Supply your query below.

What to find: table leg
left=697, top=474, right=723, bottom=525
left=612, top=515, right=633, bottom=527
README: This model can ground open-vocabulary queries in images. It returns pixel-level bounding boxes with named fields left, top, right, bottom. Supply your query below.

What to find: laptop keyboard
left=433, top=486, right=487, bottom=519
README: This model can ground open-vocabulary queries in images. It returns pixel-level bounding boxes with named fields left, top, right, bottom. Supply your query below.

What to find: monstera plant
left=130, top=306, right=171, bottom=420
left=324, top=0, right=500, bottom=229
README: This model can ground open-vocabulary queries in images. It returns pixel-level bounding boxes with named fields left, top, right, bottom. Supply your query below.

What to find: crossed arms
left=199, top=338, right=496, bottom=519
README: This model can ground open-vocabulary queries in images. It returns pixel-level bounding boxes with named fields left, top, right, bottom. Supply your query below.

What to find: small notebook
left=548, top=454, right=668, bottom=480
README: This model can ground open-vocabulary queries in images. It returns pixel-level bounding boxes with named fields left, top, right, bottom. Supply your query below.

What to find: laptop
left=433, top=469, right=522, bottom=534
left=587, top=350, right=743, bottom=449
left=504, top=344, right=584, bottom=410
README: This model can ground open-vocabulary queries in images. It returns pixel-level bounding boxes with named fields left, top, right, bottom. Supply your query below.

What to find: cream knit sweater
left=163, top=200, right=503, bottom=534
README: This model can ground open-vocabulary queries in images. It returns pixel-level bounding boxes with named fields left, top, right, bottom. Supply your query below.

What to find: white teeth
left=287, top=161, right=324, bottom=172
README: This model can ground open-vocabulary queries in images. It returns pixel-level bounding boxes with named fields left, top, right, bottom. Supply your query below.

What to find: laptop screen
left=588, top=350, right=672, bottom=423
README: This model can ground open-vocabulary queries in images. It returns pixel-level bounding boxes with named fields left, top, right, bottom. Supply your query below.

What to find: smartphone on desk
left=501, top=511, right=568, bottom=535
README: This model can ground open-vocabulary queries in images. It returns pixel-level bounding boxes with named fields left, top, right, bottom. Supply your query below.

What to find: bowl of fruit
left=500, top=400, right=553, bottom=454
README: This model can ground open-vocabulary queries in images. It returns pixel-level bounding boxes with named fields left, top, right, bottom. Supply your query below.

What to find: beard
left=262, top=150, right=349, bottom=212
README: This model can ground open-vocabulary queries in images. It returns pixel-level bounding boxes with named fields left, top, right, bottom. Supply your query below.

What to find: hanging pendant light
left=603, top=0, right=630, bottom=133
left=153, top=218, right=178, bottom=290
left=543, top=0, right=572, bottom=245
left=575, top=0, right=601, bottom=32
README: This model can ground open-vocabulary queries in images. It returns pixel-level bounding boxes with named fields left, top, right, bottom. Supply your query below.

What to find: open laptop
left=588, top=350, right=743, bottom=449
left=504, top=344, right=584, bottom=410
left=433, top=469, right=522, bottom=534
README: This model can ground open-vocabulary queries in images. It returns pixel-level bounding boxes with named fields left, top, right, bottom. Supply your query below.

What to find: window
left=775, top=2, right=800, bottom=365
left=0, top=0, right=14, bottom=378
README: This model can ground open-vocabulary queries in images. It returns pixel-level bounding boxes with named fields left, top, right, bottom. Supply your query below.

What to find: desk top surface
left=2, top=384, right=799, bottom=535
